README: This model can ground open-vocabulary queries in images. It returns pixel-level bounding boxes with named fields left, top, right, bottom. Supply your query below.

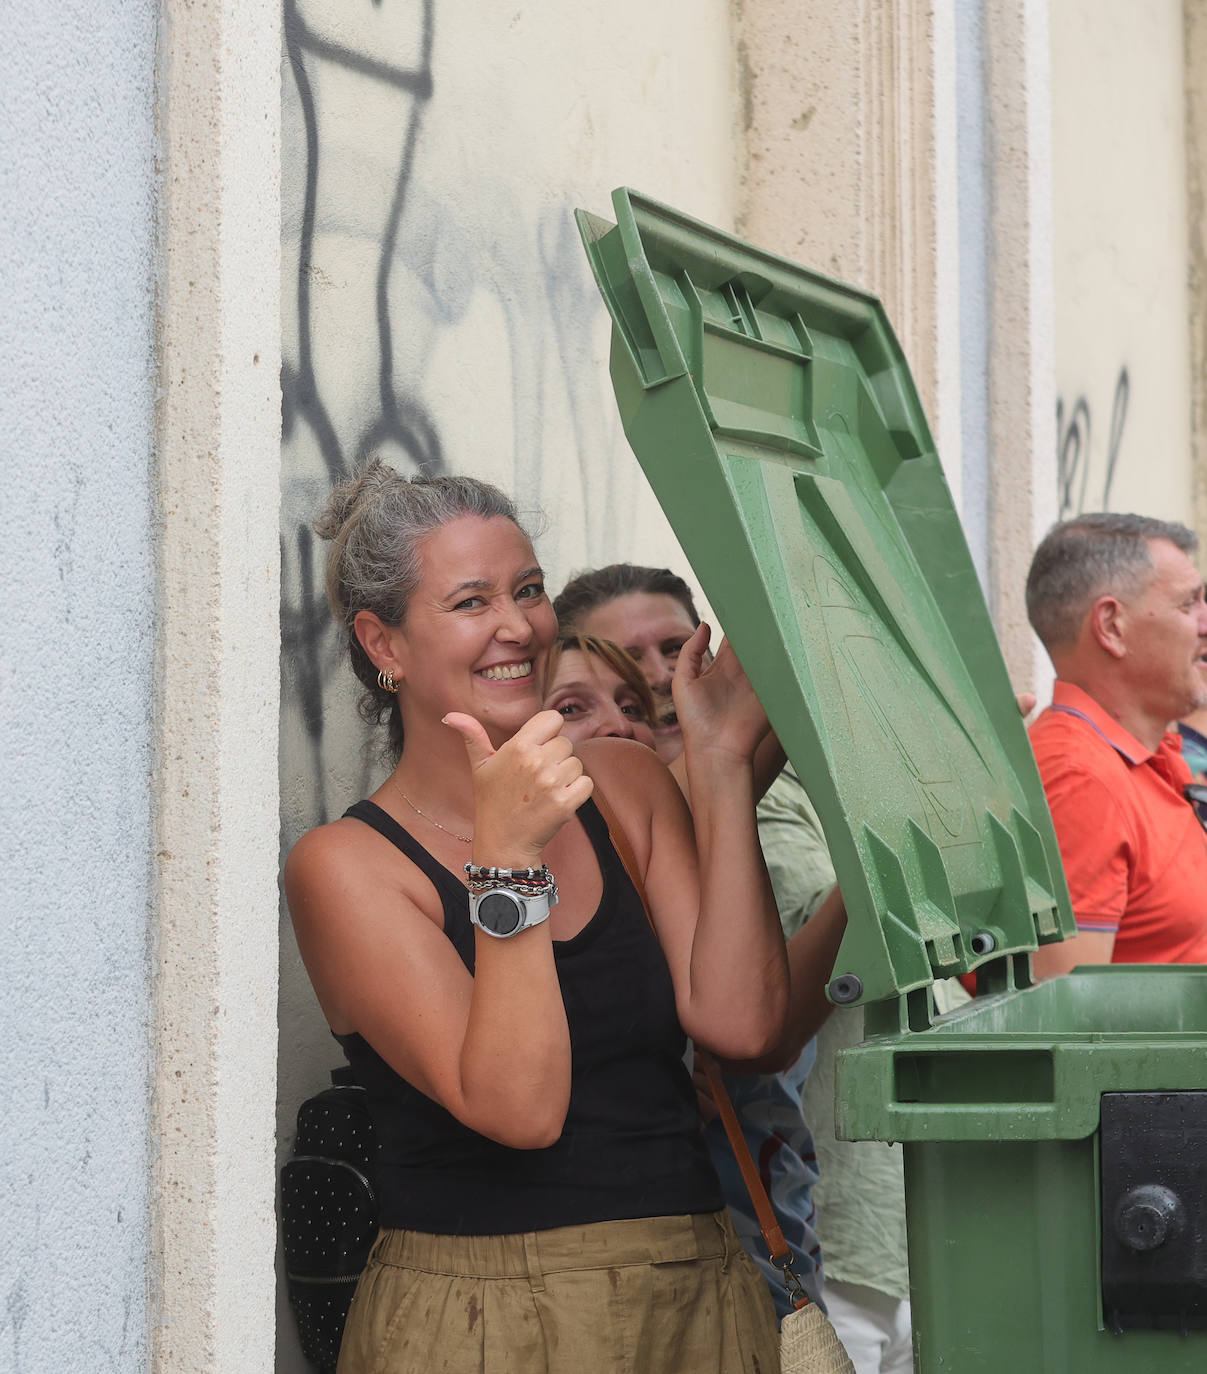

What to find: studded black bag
left=281, top=1070, right=379, bottom=1374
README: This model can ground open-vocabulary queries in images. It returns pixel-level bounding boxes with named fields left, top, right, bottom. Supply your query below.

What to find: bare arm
left=583, top=628, right=790, bottom=1059
left=285, top=710, right=591, bottom=1150
left=582, top=742, right=789, bottom=1060
left=1032, top=928, right=1115, bottom=979
left=667, top=654, right=784, bottom=805
left=669, top=731, right=787, bottom=804
left=675, top=751, right=788, bottom=1056
left=726, top=884, right=848, bottom=1072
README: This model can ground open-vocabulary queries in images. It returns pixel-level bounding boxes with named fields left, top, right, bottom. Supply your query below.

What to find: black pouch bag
left=281, top=1069, right=378, bottom=1374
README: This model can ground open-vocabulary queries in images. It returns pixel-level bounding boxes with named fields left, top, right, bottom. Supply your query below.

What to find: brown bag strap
left=591, top=786, right=809, bottom=1309
left=590, top=786, right=642, bottom=900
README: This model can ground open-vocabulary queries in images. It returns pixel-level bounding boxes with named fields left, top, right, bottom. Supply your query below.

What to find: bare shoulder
left=284, top=813, right=431, bottom=941
left=285, top=816, right=389, bottom=904
left=576, top=739, right=690, bottom=866
left=286, top=815, right=364, bottom=870
left=285, top=814, right=453, bottom=1033
left=576, top=737, right=677, bottom=801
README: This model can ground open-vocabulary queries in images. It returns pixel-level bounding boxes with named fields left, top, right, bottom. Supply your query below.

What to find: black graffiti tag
left=1056, top=365, right=1129, bottom=519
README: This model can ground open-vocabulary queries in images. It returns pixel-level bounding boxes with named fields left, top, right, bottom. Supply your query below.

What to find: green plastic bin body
left=576, top=189, right=1207, bottom=1371
left=848, top=967, right=1207, bottom=1370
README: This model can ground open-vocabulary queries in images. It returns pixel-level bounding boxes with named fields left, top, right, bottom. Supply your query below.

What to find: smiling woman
left=284, top=460, right=787, bottom=1374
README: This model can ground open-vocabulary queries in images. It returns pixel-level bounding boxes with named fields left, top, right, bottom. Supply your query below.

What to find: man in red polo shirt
left=1026, top=512, right=1207, bottom=975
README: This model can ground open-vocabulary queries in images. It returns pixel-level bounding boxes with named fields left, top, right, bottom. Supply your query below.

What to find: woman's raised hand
left=671, top=623, right=771, bottom=764
left=443, top=709, right=594, bottom=866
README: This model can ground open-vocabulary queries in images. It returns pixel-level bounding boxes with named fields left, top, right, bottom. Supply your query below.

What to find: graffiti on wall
left=280, top=0, right=625, bottom=833
left=283, top=0, right=440, bottom=481
left=280, top=0, right=439, bottom=832
left=1055, top=364, right=1130, bottom=519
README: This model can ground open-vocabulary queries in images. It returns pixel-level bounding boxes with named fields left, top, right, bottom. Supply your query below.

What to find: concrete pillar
left=152, top=3, right=282, bottom=1370
left=1185, top=0, right=1207, bottom=548
left=982, top=0, right=1056, bottom=693
left=733, top=0, right=964, bottom=507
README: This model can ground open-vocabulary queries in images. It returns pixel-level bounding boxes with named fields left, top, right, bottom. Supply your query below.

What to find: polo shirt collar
left=1048, top=680, right=1155, bottom=765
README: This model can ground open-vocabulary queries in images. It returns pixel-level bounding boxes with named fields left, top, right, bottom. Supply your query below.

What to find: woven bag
left=781, top=1300, right=860, bottom=1374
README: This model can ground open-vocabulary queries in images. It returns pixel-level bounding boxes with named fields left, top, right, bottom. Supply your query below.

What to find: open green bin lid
left=576, top=188, right=1076, bottom=1018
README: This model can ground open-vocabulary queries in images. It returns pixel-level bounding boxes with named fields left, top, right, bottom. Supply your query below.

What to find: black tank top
left=335, top=796, right=723, bottom=1235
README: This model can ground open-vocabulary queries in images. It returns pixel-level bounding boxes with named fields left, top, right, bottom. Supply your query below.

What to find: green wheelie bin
left=576, top=187, right=1207, bottom=1372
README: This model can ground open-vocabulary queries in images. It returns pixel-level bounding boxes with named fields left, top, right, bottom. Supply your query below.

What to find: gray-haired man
left=1025, top=512, right=1207, bottom=976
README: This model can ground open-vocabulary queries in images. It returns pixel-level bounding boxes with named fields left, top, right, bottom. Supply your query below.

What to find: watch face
left=477, top=890, right=523, bottom=936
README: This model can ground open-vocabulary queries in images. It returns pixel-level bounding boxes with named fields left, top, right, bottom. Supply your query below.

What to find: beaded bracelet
left=465, top=863, right=556, bottom=903
left=466, top=874, right=556, bottom=897
left=464, top=863, right=551, bottom=882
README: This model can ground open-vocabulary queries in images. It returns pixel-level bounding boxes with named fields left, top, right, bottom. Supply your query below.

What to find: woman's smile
left=476, top=659, right=534, bottom=681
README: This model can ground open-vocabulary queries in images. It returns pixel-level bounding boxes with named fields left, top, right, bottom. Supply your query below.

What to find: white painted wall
left=278, top=2, right=737, bottom=1366
left=1052, top=0, right=1193, bottom=524
left=0, top=3, right=157, bottom=1369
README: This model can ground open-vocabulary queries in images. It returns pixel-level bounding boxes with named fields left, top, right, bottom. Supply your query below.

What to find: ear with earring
left=377, top=668, right=397, bottom=694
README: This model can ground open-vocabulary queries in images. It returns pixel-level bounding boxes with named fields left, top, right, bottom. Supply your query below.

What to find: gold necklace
left=392, top=778, right=473, bottom=844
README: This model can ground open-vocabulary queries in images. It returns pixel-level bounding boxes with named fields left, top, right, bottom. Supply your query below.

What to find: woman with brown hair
left=285, top=461, right=786, bottom=1374
left=543, top=632, right=658, bottom=749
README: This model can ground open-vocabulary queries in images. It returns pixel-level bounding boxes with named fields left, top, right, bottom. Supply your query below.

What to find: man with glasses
left=1025, top=513, right=1207, bottom=976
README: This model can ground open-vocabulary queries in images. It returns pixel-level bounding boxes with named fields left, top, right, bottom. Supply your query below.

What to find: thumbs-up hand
left=443, top=709, right=593, bottom=866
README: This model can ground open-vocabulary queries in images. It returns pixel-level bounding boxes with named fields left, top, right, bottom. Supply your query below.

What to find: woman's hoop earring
left=377, top=668, right=397, bottom=694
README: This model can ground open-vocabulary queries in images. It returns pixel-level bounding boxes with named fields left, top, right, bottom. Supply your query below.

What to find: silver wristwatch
left=469, top=882, right=559, bottom=938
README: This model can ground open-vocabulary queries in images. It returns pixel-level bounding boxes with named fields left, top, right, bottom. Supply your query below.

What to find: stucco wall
left=278, top=2, right=737, bottom=1367
left=0, top=3, right=158, bottom=1369
left=1052, top=0, right=1193, bottom=524
left=957, top=0, right=993, bottom=582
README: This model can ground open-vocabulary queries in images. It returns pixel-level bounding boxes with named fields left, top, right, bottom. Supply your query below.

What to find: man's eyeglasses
left=1185, top=783, right=1207, bottom=831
